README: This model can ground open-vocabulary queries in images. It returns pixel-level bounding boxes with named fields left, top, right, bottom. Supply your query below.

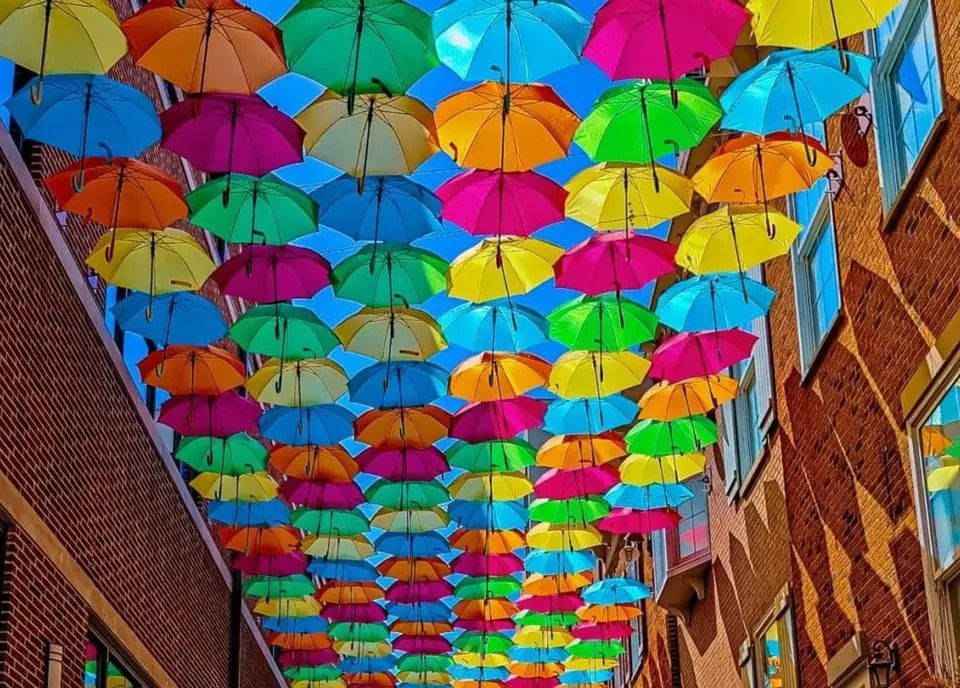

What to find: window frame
left=85, top=634, right=147, bottom=688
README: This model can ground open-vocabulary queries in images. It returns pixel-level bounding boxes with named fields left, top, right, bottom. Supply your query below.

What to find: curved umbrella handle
left=29, top=79, right=43, bottom=106
left=71, top=169, right=85, bottom=193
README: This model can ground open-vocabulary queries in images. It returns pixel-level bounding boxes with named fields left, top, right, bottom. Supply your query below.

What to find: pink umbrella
left=452, top=553, right=524, bottom=576
left=280, top=650, right=340, bottom=667
left=554, top=234, right=676, bottom=296
left=279, top=479, right=366, bottom=510
left=233, top=551, right=307, bottom=576
left=584, top=0, right=749, bottom=82
left=648, top=328, right=758, bottom=383
left=161, top=93, right=304, bottom=178
left=211, top=245, right=331, bottom=303
left=394, top=636, right=453, bottom=654
left=534, top=465, right=619, bottom=499
left=158, top=392, right=260, bottom=437
left=454, top=618, right=514, bottom=632
left=517, top=593, right=583, bottom=613
left=436, top=170, right=567, bottom=237
left=507, top=678, right=559, bottom=688
left=598, top=508, right=682, bottom=535
left=386, top=580, right=454, bottom=603
left=322, top=602, right=388, bottom=623
left=449, top=397, right=547, bottom=442
left=572, top=621, right=634, bottom=640
left=355, top=447, right=450, bottom=481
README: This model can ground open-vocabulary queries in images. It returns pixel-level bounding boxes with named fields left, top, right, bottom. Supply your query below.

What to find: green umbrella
left=332, top=244, right=448, bottom=307
left=329, top=622, right=390, bottom=642
left=281, top=0, right=438, bottom=111
left=447, top=439, right=537, bottom=472
left=242, top=575, right=316, bottom=599
left=291, top=507, right=370, bottom=536
left=625, top=416, right=718, bottom=456
left=515, top=610, right=579, bottom=627
left=548, top=294, right=658, bottom=352
left=529, top=497, right=610, bottom=525
left=187, top=174, right=318, bottom=246
left=396, top=655, right=453, bottom=672
left=174, top=433, right=267, bottom=474
left=575, top=79, right=721, bottom=175
left=284, top=666, right=343, bottom=682
left=454, top=576, right=523, bottom=600
left=365, top=479, right=449, bottom=509
left=229, top=304, right=340, bottom=360
left=567, top=640, right=625, bottom=659
left=453, top=632, right=513, bottom=654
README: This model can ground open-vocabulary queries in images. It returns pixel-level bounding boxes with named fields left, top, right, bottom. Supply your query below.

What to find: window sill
left=654, top=550, right=711, bottom=624
left=800, top=311, right=846, bottom=387
left=881, top=113, right=949, bottom=233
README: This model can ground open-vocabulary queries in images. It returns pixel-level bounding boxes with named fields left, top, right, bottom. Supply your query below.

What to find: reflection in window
left=920, top=384, right=960, bottom=570
left=84, top=638, right=141, bottom=688
left=677, top=477, right=709, bottom=559
left=758, top=609, right=798, bottom=688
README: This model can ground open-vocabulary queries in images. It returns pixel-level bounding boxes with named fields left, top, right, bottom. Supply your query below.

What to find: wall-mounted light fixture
left=867, top=640, right=900, bottom=688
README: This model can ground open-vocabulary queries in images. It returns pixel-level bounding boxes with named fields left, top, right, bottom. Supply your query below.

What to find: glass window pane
left=761, top=622, right=783, bottom=688
left=677, top=478, right=709, bottom=559
left=807, top=219, right=841, bottom=341
left=920, top=383, right=960, bottom=570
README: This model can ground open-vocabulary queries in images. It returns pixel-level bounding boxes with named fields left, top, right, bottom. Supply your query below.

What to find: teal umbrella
left=331, top=244, right=448, bottom=307
left=229, top=304, right=339, bottom=360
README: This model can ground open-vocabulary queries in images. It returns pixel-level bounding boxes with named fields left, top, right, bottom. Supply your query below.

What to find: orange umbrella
left=137, top=345, right=245, bottom=395
left=522, top=573, right=592, bottom=595
left=377, top=558, right=452, bottom=581
left=391, top=620, right=454, bottom=636
left=318, top=582, right=384, bottom=605
left=354, top=406, right=451, bottom=449
left=577, top=605, right=642, bottom=623
left=220, top=525, right=299, bottom=555
left=508, top=663, right=561, bottom=679
left=449, top=352, right=551, bottom=402
left=269, top=445, right=359, bottom=482
left=436, top=82, right=579, bottom=172
left=536, top=433, right=626, bottom=469
left=122, top=0, right=286, bottom=95
left=453, top=598, right=517, bottom=621
left=450, top=528, right=525, bottom=555
left=639, top=376, right=739, bottom=421
left=269, top=632, right=333, bottom=651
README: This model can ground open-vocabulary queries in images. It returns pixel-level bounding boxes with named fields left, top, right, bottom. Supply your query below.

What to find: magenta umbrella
left=233, top=551, right=308, bottom=576
left=572, top=621, right=634, bottom=640
left=279, top=479, right=366, bottom=510
left=534, top=465, right=619, bottom=499
left=355, top=447, right=450, bottom=481
left=584, top=0, right=749, bottom=82
left=454, top=618, right=514, bottom=632
left=598, top=508, right=682, bottom=535
left=648, top=328, right=757, bottom=383
left=322, top=602, right=388, bottom=623
left=386, top=580, right=454, bottom=603
left=161, top=94, right=304, bottom=182
left=507, top=678, right=560, bottom=688
left=436, top=170, right=567, bottom=237
left=452, top=553, right=524, bottom=576
left=517, top=593, right=583, bottom=613
left=449, top=397, right=548, bottom=442
left=211, top=245, right=331, bottom=303
left=554, top=233, right=676, bottom=296
left=158, top=392, right=260, bottom=437
left=394, top=636, right=452, bottom=655
left=279, top=650, right=340, bottom=668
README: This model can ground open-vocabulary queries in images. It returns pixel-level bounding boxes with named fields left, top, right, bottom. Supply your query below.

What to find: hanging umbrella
left=437, top=170, right=567, bottom=237
left=450, top=352, right=551, bottom=402
left=624, top=416, right=718, bottom=455
left=280, top=479, right=365, bottom=509
left=247, top=358, right=350, bottom=406
left=318, top=582, right=383, bottom=605
left=378, top=558, right=451, bottom=580
left=244, top=575, right=316, bottom=600
left=513, top=628, right=573, bottom=648
left=749, top=0, right=899, bottom=51
left=330, top=623, right=391, bottom=643
left=270, top=443, right=359, bottom=479
left=354, top=406, right=451, bottom=449
left=449, top=472, right=533, bottom=501
left=655, top=273, right=777, bottom=332
left=190, top=471, right=278, bottom=501
left=122, top=0, right=286, bottom=95
left=528, top=497, right=609, bottom=525
left=452, top=552, right=524, bottom=576
left=514, top=612, right=578, bottom=628
left=335, top=308, right=446, bottom=361
left=436, top=82, right=579, bottom=171
left=392, top=620, right=454, bottom=635
left=310, top=560, right=379, bottom=581
left=604, top=483, right=693, bottom=510
left=536, top=433, right=626, bottom=469
left=448, top=236, right=564, bottom=303
left=386, top=577, right=452, bottom=601
left=372, top=506, right=449, bottom=532
left=543, top=397, right=636, bottom=435
left=187, top=174, right=319, bottom=246
left=176, top=433, right=268, bottom=475
left=554, top=233, right=676, bottom=296
left=548, top=350, right=651, bottom=398
left=221, top=525, right=300, bottom=555
left=440, top=300, right=548, bottom=352
left=366, top=480, right=449, bottom=509
left=212, top=245, right=331, bottom=303
left=455, top=635, right=513, bottom=655
left=229, top=304, right=340, bottom=360
left=234, top=551, right=308, bottom=576
left=448, top=500, right=528, bottom=530
left=638, top=376, right=739, bottom=420
left=293, top=508, right=369, bottom=535
left=649, top=329, right=758, bottom=382
left=111, top=292, right=227, bottom=346
left=347, top=361, right=448, bottom=408
left=450, top=528, right=525, bottom=554
left=356, top=446, right=450, bottom=480
left=302, top=533, right=375, bottom=559
left=534, top=465, right=619, bottom=499
left=208, top=499, right=286, bottom=527
left=516, top=593, right=583, bottom=613
left=447, top=439, right=536, bottom=472
left=261, top=405, right=355, bottom=445
left=449, top=397, right=547, bottom=441
left=548, top=291, right=658, bottom=348
left=137, top=345, right=245, bottom=395
left=619, top=452, right=706, bottom=485
left=597, top=507, right=681, bottom=534
left=454, top=652, right=511, bottom=668
left=331, top=244, right=448, bottom=307
left=313, top=175, right=443, bottom=244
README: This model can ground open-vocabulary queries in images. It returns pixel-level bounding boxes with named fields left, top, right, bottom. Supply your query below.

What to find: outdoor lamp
left=867, top=640, right=900, bottom=688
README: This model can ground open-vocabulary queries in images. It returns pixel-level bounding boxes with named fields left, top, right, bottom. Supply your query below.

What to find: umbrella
left=378, top=558, right=451, bottom=580
left=449, top=397, right=547, bottom=441
left=455, top=635, right=513, bottom=655
left=392, top=620, right=454, bottom=635
left=440, top=300, right=548, bottom=352
left=448, top=236, right=564, bottom=303
left=137, top=345, right=245, bottom=395
left=584, top=0, right=748, bottom=82
left=528, top=497, right=609, bottom=525
left=547, top=296, right=653, bottom=354
left=269, top=444, right=358, bottom=479
left=244, top=575, right=317, bottom=600
left=330, top=623, right=390, bottom=643
left=0, top=0, right=126, bottom=101
left=293, top=508, right=369, bottom=535
left=310, top=560, right=379, bottom=581
left=449, top=472, right=533, bottom=501
left=554, top=233, right=676, bottom=296
left=454, top=652, right=511, bottom=668
left=522, top=572, right=591, bottom=594
left=297, top=92, right=438, bottom=181
left=313, top=175, right=443, bottom=244
left=366, top=480, right=449, bottom=509
left=377, top=532, right=450, bottom=557
left=372, top=506, right=449, bottom=532
left=335, top=308, right=446, bottom=362
left=655, top=273, right=777, bottom=332
left=175, top=433, right=267, bottom=475
left=437, top=170, right=567, bottom=237
left=434, top=0, right=588, bottom=82
left=516, top=593, right=582, bottom=613
left=543, top=397, right=636, bottom=435
left=570, top=623, right=633, bottom=641
left=534, top=465, right=619, bottom=499
left=447, top=500, right=528, bottom=530
left=619, top=452, right=706, bottom=485
left=625, top=416, right=718, bottom=455
left=247, top=358, right=349, bottom=406
left=122, top=0, right=286, bottom=95
left=331, top=244, right=448, bottom=307
left=302, top=533, right=375, bottom=559
left=436, top=82, right=579, bottom=171
left=450, top=352, right=551, bottom=402
left=280, top=0, right=437, bottom=110
left=354, top=406, right=451, bottom=449
left=536, top=433, right=626, bottom=469
left=356, top=447, right=450, bottom=481
left=280, top=479, right=365, bottom=509
left=597, top=507, right=681, bottom=534
left=234, top=551, right=308, bottom=576
left=387, top=578, right=453, bottom=602
left=548, top=350, right=651, bottom=398
left=347, top=361, right=448, bottom=408
left=649, top=329, right=758, bottom=382
left=111, top=291, right=227, bottom=346
left=513, top=627, right=573, bottom=647
left=450, top=528, right=525, bottom=554
left=749, top=0, right=899, bottom=51
left=447, top=439, right=536, bottom=472
left=638, top=376, right=739, bottom=420
left=190, top=471, right=278, bottom=501
left=211, top=245, right=331, bottom=303
left=222, top=525, right=299, bottom=555
left=452, top=552, right=524, bottom=576
left=230, top=304, right=340, bottom=360
left=187, top=174, right=319, bottom=246
left=604, top=483, right=693, bottom=510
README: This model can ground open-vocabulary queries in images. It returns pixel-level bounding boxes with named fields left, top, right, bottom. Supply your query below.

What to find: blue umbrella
left=340, top=657, right=397, bottom=674
left=720, top=48, right=873, bottom=145
left=447, top=500, right=528, bottom=530
left=375, top=532, right=451, bottom=557
left=7, top=74, right=160, bottom=186
left=560, top=671, right=614, bottom=684
left=259, top=404, right=356, bottom=445
left=207, top=499, right=290, bottom=527
left=524, top=550, right=596, bottom=574
left=349, top=361, right=449, bottom=409
left=510, top=647, right=567, bottom=663
left=307, top=559, right=379, bottom=582
left=655, top=273, right=777, bottom=333
left=440, top=300, right=548, bottom=352
left=433, top=0, right=589, bottom=83
left=387, top=601, right=452, bottom=622
left=313, top=175, right=443, bottom=243
left=262, top=616, right=329, bottom=633
left=451, top=667, right=510, bottom=681
left=581, top=578, right=651, bottom=606
left=544, top=397, right=636, bottom=435
left=111, top=291, right=228, bottom=346
left=605, top=483, right=694, bottom=510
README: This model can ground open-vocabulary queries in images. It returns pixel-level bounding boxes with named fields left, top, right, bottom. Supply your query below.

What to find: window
left=651, top=476, right=710, bottom=590
left=918, top=382, right=960, bottom=572
left=84, top=637, right=143, bottom=688
left=756, top=608, right=799, bottom=688
left=868, top=0, right=943, bottom=208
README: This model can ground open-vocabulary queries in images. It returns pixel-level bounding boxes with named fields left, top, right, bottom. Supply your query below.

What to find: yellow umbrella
left=335, top=307, right=446, bottom=361
left=450, top=352, right=551, bottom=402
left=86, top=228, right=215, bottom=296
left=675, top=205, right=800, bottom=275
left=748, top=0, right=900, bottom=49
left=453, top=653, right=510, bottom=669
left=564, top=658, right=618, bottom=672
left=537, top=433, right=626, bottom=469
left=335, top=641, right=394, bottom=658
left=449, top=472, right=533, bottom=502
left=302, top=534, right=375, bottom=560
left=526, top=523, right=602, bottom=551
left=639, top=376, right=739, bottom=421
left=620, top=453, right=707, bottom=485
left=926, top=456, right=960, bottom=492
left=448, top=236, right=564, bottom=303
left=565, top=163, right=693, bottom=231
left=548, top=350, right=651, bottom=399
left=246, top=358, right=349, bottom=406
left=371, top=507, right=449, bottom=533
left=522, top=573, right=592, bottom=595
left=297, top=92, right=438, bottom=179
left=189, top=472, right=278, bottom=501
left=513, top=627, right=572, bottom=648
left=254, top=596, right=321, bottom=618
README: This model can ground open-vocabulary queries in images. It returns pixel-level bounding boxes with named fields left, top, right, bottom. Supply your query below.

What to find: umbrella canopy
left=620, top=452, right=707, bottom=485
left=447, top=439, right=536, bottom=472
left=655, top=273, right=777, bottom=332
left=356, top=447, right=450, bottom=481
left=335, top=308, right=446, bottom=362
left=548, top=294, right=658, bottom=352
left=548, top=350, right=651, bottom=398
left=544, top=397, right=636, bottom=435
left=212, top=245, right=331, bottom=303
left=638, top=376, right=739, bottom=420
left=348, top=361, right=448, bottom=408
left=598, top=507, right=682, bottom=534
left=354, top=406, right=451, bottom=449
left=528, top=497, right=610, bottom=525
left=331, top=245, right=448, bottom=307
left=605, top=483, right=693, bottom=510
left=247, top=358, right=350, bottom=406
left=448, top=236, right=564, bottom=303
left=372, top=506, right=449, bottom=532
left=260, top=405, right=356, bottom=446
left=229, top=304, right=340, bottom=360
left=527, top=523, right=603, bottom=551
left=449, top=397, right=548, bottom=441
left=159, top=392, right=260, bottom=437
left=554, top=233, right=676, bottom=296
left=293, top=508, right=369, bottom=535
left=535, top=465, right=619, bottom=499
left=137, top=345, right=245, bottom=395
left=649, top=329, right=758, bottom=382
left=452, top=552, right=524, bottom=577
left=440, top=300, right=548, bottom=352
left=625, top=416, right=718, bottom=455
left=749, top=0, right=899, bottom=49
left=450, top=352, right=551, bottom=402
left=536, top=433, right=626, bottom=469
left=177, top=434, right=268, bottom=476
left=111, top=292, right=226, bottom=346
left=270, top=444, right=359, bottom=480
left=448, top=500, right=528, bottom=530
left=449, top=472, right=534, bottom=502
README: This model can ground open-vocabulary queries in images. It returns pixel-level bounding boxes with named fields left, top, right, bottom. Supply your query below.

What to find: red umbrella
left=211, top=245, right=331, bottom=303
left=394, top=636, right=452, bottom=655
left=648, top=328, right=758, bottom=382
left=386, top=580, right=454, bottom=603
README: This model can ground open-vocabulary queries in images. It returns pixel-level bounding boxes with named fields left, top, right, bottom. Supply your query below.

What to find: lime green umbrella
left=529, top=497, right=610, bottom=525
left=454, top=576, right=523, bottom=600
left=187, top=174, right=318, bottom=246
left=174, top=433, right=267, bottom=475
left=329, top=622, right=391, bottom=643
left=625, top=416, right=718, bottom=456
left=447, top=439, right=537, bottom=472
left=454, top=633, right=513, bottom=654
left=229, top=304, right=339, bottom=360
left=243, top=575, right=316, bottom=599
left=331, top=244, right=448, bottom=307
left=515, top=610, right=579, bottom=627
left=366, top=479, right=449, bottom=509
left=281, top=0, right=437, bottom=110
left=575, top=79, right=721, bottom=168
left=567, top=640, right=625, bottom=659
left=548, top=295, right=658, bottom=352
left=285, top=667, right=343, bottom=682
left=397, top=655, right=453, bottom=672
left=291, top=507, right=370, bottom=536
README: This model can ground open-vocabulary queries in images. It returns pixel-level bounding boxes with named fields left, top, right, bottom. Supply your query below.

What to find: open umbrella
left=548, top=295, right=658, bottom=352
left=548, top=350, right=651, bottom=399
left=176, top=433, right=267, bottom=475
left=544, top=397, right=636, bottom=435
left=247, top=358, right=349, bottom=406
left=448, top=236, right=564, bottom=303
left=348, top=361, right=448, bottom=408
left=331, top=245, right=448, bottom=307
left=448, top=500, right=528, bottom=530
left=159, top=392, right=260, bottom=437
left=137, top=345, right=245, bottom=395
left=449, top=397, right=547, bottom=441
left=356, top=447, right=450, bottom=481
left=638, top=376, right=739, bottom=420
left=649, top=329, right=758, bottom=382
left=655, top=273, right=777, bottom=332
left=229, top=304, right=340, bottom=360
left=554, top=233, right=676, bottom=296
left=111, top=291, right=227, bottom=346
left=620, top=452, right=706, bottom=485
left=212, top=245, right=331, bottom=303
left=440, top=300, right=548, bottom=352
left=749, top=0, right=899, bottom=52
left=447, top=439, right=536, bottom=472
left=335, top=308, right=446, bottom=361
left=260, top=405, right=356, bottom=445
left=273, top=445, right=358, bottom=480
left=450, top=352, right=551, bottom=402
left=597, top=508, right=681, bottom=534
left=534, top=465, right=619, bottom=499
left=604, top=483, right=693, bottom=510
left=625, top=416, right=718, bottom=455
left=354, top=406, right=451, bottom=449
left=536, top=433, right=626, bottom=469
